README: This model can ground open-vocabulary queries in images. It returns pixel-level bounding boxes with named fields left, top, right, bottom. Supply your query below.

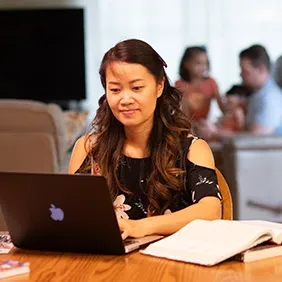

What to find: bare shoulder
left=187, top=138, right=215, bottom=169
left=68, top=135, right=94, bottom=174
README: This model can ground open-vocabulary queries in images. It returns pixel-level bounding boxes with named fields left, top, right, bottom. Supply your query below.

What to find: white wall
left=207, top=0, right=282, bottom=90
left=2, top=0, right=282, bottom=120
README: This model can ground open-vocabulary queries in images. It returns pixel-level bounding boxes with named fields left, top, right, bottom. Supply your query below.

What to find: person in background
left=201, top=45, right=282, bottom=140
left=240, top=44, right=282, bottom=134
left=175, top=46, right=225, bottom=123
left=198, top=85, right=249, bottom=141
left=69, top=39, right=222, bottom=240
left=273, top=54, right=282, bottom=89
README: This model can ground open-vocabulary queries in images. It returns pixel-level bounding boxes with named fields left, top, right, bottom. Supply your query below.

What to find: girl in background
left=175, top=47, right=225, bottom=122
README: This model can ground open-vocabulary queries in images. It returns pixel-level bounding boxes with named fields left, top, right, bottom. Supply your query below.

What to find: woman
left=69, top=39, right=222, bottom=240
left=175, top=47, right=225, bottom=121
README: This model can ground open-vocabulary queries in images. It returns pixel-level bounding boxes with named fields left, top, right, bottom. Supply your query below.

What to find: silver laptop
left=0, top=172, right=162, bottom=254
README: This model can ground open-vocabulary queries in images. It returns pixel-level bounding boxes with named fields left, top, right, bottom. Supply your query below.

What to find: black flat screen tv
left=0, top=8, right=86, bottom=102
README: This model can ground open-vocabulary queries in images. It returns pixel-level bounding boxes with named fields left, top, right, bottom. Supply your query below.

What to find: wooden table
left=2, top=248, right=282, bottom=281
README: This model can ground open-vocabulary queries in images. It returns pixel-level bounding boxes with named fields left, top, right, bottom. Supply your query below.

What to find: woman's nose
left=120, top=91, right=134, bottom=104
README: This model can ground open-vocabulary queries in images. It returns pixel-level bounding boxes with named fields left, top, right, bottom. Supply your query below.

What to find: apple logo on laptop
left=49, top=204, right=64, bottom=221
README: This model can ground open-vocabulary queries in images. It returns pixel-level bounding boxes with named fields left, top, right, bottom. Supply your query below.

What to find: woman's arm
left=118, top=139, right=222, bottom=239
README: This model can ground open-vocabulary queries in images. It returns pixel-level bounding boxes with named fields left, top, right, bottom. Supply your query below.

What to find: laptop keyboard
left=124, top=238, right=139, bottom=246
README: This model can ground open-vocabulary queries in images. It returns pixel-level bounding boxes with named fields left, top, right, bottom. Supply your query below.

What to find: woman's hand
left=117, top=218, right=150, bottom=240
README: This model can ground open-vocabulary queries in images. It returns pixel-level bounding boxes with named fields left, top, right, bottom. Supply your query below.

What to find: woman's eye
left=133, top=86, right=144, bottom=91
left=110, top=88, right=120, bottom=93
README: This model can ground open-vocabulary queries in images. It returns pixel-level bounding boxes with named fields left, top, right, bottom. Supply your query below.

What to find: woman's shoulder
left=68, top=134, right=96, bottom=173
left=185, top=136, right=215, bottom=170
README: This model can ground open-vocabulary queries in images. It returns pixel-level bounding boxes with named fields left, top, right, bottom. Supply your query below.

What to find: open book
left=0, top=260, right=30, bottom=279
left=140, top=219, right=282, bottom=266
left=234, top=242, right=282, bottom=263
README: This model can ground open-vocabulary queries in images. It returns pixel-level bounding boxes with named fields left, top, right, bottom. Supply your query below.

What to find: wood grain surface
left=2, top=248, right=282, bottom=281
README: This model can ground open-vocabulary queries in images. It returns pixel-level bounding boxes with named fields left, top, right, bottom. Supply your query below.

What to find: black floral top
left=75, top=137, right=222, bottom=219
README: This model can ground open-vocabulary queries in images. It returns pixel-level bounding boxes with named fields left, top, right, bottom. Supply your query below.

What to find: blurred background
left=1, top=0, right=282, bottom=118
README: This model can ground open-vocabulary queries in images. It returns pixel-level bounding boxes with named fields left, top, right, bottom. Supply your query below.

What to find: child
left=198, top=85, right=249, bottom=141
left=175, top=46, right=224, bottom=122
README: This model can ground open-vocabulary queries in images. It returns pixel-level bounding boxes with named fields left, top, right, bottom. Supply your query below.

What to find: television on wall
left=0, top=8, right=86, bottom=103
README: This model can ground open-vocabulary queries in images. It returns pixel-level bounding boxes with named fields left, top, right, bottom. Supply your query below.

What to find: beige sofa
left=0, top=100, right=69, bottom=173
left=0, top=100, right=76, bottom=230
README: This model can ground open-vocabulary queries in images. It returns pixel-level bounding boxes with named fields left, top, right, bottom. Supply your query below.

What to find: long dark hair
left=85, top=39, right=193, bottom=216
left=179, top=46, right=210, bottom=82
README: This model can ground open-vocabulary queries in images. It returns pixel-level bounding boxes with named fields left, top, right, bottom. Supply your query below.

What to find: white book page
left=141, top=219, right=273, bottom=266
left=240, top=220, right=282, bottom=244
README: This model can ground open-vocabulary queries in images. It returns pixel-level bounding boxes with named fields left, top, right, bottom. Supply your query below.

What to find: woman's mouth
left=120, top=109, right=138, bottom=116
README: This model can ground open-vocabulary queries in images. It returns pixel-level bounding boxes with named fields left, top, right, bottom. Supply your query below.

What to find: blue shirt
left=247, top=78, right=282, bottom=134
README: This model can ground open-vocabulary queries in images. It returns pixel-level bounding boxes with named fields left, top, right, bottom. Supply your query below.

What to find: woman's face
left=106, top=62, right=164, bottom=128
left=184, top=52, right=208, bottom=78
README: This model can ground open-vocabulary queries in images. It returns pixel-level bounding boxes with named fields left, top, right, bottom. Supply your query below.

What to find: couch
left=0, top=100, right=69, bottom=173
